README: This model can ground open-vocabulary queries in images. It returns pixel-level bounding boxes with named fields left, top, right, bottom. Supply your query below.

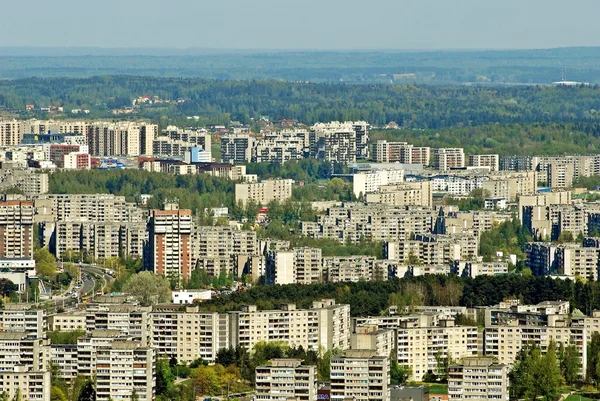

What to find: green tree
left=123, top=272, right=171, bottom=306
left=559, top=342, right=581, bottom=385
left=587, top=332, right=600, bottom=382
left=34, top=248, right=57, bottom=279
left=156, top=359, right=174, bottom=396
left=11, top=388, right=20, bottom=401
left=50, top=387, right=67, bottom=401
left=390, top=360, right=412, bottom=384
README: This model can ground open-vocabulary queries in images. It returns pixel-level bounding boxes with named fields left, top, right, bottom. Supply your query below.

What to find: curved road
left=51, top=264, right=114, bottom=308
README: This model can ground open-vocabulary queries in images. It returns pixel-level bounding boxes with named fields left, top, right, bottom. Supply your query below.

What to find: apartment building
left=229, top=300, right=350, bottom=352
left=36, top=194, right=144, bottom=223
left=48, top=312, right=86, bottom=332
left=352, top=169, right=404, bottom=198
left=365, top=181, right=432, bottom=208
left=468, top=154, right=500, bottom=172
left=0, top=120, right=24, bottom=146
left=86, top=121, right=158, bottom=156
left=95, top=342, right=155, bottom=401
left=548, top=162, right=575, bottom=188
left=370, top=140, right=430, bottom=165
left=252, top=131, right=308, bottom=164
left=431, top=148, right=465, bottom=170
left=294, top=247, right=323, bottom=285
left=500, top=156, right=540, bottom=172
left=50, top=345, right=78, bottom=382
left=85, top=304, right=152, bottom=345
left=448, top=357, right=509, bottom=401
left=221, top=133, right=254, bottom=164
left=302, top=203, right=435, bottom=244
left=153, top=127, right=211, bottom=158
left=0, top=168, right=49, bottom=196
left=235, top=179, right=293, bottom=206
left=351, top=329, right=395, bottom=359
left=150, top=305, right=228, bottom=363
left=482, top=171, right=537, bottom=201
left=0, top=304, right=46, bottom=337
left=0, top=200, right=34, bottom=259
left=354, top=314, right=478, bottom=381
left=330, top=350, right=390, bottom=401
left=484, top=301, right=586, bottom=372
left=323, top=256, right=381, bottom=282
left=525, top=242, right=600, bottom=279
left=0, top=332, right=47, bottom=372
left=311, top=122, right=359, bottom=164
left=454, top=261, right=509, bottom=278
left=147, top=203, right=192, bottom=280
left=0, top=366, right=50, bottom=401
left=192, top=226, right=258, bottom=277
left=255, top=359, right=317, bottom=401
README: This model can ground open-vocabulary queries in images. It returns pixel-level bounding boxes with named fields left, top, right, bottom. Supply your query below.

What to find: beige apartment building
left=229, top=300, right=350, bottom=352
left=448, top=357, right=509, bottom=401
left=548, top=162, right=575, bottom=188
left=0, top=366, right=50, bottom=401
left=431, top=148, right=465, bottom=170
left=482, top=171, right=537, bottom=201
left=294, top=247, right=323, bottom=284
left=0, top=332, right=48, bottom=372
left=150, top=305, right=229, bottom=363
left=351, top=329, right=395, bottom=359
left=235, top=179, right=293, bottom=206
left=468, top=154, right=500, bottom=171
left=365, top=181, right=432, bottom=208
left=85, top=304, right=152, bottom=345
left=0, top=120, right=24, bottom=146
left=0, top=304, right=46, bottom=337
left=255, top=359, right=317, bottom=401
left=95, top=341, right=155, bottom=401
left=330, top=350, right=390, bottom=401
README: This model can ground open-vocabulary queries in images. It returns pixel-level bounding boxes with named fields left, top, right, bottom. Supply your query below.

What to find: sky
left=1, top=0, right=599, bottom=50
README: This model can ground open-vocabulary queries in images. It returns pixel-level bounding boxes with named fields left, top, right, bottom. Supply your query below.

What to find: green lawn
left=427, top=384, right=448, bottom=395
left=565, top=395, right=595, bottom=401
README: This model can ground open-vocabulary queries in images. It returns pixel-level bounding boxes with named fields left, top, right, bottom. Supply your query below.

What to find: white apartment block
left=255, top=359, right=317, bottom=401
left=294, top=247, right=323, bottom=284
left=229, top=300, right=350, bottom=352
left=330, top=350, right=390, bottom=401
left=482, top=171, right=537, bottom=201
left=253, top=131, right=307, bottom=164
left=468, top=154, right=500, bottom=171
left=311, top=122, right=363, bottom=164
left=0, top=332, right=47, bottom=372
left=235, top=179, right=293, bottom=206
left=431, top=148, right=465, bottom=170
left=448, top=357, right=509, bottom=401
left=85, top=304, right=152, bottom=345
left=353, top=169, right=405, bottom=198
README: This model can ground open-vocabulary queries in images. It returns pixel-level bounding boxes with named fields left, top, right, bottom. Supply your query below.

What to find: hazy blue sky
left=2, top=0, right=599, bottom=50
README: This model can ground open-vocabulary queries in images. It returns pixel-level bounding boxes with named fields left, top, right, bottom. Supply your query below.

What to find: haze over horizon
left=2, top=0, right=600, bottom=51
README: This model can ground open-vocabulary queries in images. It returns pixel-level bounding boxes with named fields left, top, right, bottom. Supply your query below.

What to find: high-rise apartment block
left=330, top=350, right=390, bottom=401
left=0, top=200, right=34, bottom=259
left=448, top=357, right=509, bottom=401
left=255, top=359, right=317, bottom=401
left=310, top=121, right=369, bottom=164
left=147, top=203, right=192, bottom=280
left=221, top=133, right=254, bottom=164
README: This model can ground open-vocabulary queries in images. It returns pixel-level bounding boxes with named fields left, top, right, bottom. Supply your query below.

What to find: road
left=50, top=264, right=114, bottom=309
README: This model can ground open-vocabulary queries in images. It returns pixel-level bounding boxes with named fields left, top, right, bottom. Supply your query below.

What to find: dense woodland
left=197, top=274, right=600, bottom=317
left=3, top=77, right=600, bottom=131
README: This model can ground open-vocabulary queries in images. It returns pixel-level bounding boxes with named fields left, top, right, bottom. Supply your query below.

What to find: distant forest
left=1, top=47, right=600, bottom=83
left=2, top=77, right=600, bottom=133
